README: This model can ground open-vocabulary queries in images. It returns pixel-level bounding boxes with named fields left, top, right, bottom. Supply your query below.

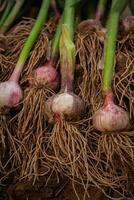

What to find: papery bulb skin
left=46, top=92, right=85, bottom=123
left=93, top=93, right=130, bottom=132
left=0, top=81, right=23, bottom=108
left=29, top=62, right=59, bottom=90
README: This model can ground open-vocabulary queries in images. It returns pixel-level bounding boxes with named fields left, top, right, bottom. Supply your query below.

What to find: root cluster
left=0, top=15, right=134, bottom=200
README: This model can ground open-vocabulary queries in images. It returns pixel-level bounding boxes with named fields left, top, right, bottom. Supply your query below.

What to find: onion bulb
left=29, top=63, right=59, bottom=90
left=93, top=92, right=130, bottom=132
left=46, top=91, right=85, bottom=123
left=0, top=81, right=23, bottom=108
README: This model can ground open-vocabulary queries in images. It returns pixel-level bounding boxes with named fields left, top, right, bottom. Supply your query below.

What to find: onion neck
left=61, top=70, right=73, bottom=92
left=103, top=90, right=113, bottom=107
left=9, top=65, right=23, bottom=83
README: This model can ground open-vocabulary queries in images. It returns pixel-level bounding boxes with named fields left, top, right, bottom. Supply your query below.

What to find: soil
left=1, top=183, right=108, bottom=200
left=1, top=171, right=133, bottom=200
left=0, top=172, right=109, bottom=200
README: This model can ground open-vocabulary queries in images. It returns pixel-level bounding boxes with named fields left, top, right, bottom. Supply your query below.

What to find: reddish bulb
left=93, top=92, right=130, bottom=132
left=46, top=92, right=85, bottom=123
left=29, top=62, right=59, bottom=90
left=0, top=81, right=23, bottom=108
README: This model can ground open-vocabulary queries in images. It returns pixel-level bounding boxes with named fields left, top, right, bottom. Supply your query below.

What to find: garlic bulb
left=45, top=92, right=85, bottom=122
left=0, top=81, right=23, bottom=108
left=93, top=97, right=130, bottom=132
left=29, top=65, right=59, bottom=90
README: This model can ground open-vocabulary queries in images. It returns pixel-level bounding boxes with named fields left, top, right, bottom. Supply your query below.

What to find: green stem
left=10, top=0, right=51, bottom=82
left=17, top=0, right=50, bottom=67
left=111, top=0, right=128, bottom=13
left=97, top=0, right=107, bottom=10
left=0, top=0, right=25, bottom=33
left=63, top=0, right=74, bottom=39
left=103, top=12, right=119, bottom=91
left=59, top=0, right=75, bottom=91
left=103, top=0, right=128, bottom=92
left=0, top=0, right=15, bottom=28
left=51, top=15, right=63, bottom=60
